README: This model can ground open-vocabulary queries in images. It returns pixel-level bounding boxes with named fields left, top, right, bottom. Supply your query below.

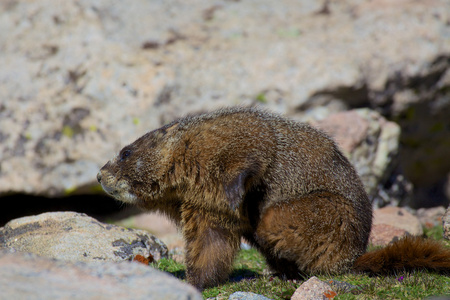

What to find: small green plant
left=64, top=186, right=77, bottom=195
left=255, top=93, right=267, bottom=103
left=277, top=28, right=301, bottom=38
left=150, top=257, right=185, bottom=279
left=423, top=223, right=445, bottom=240
left=62, top=125, right=75, bottom=138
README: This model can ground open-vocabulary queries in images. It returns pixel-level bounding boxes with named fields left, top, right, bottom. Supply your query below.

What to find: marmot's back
left=191, top=108, right=372, bottom=227
left=177, top=107, right=368, bottom=203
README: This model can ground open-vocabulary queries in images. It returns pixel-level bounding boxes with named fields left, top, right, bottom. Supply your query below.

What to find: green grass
left=325, top=272, right=450, bottom=300
left=423, top=223, right=445, bottom=240
left=150, top=257, right=185, bottom=279
left=150, top=226, right=450, bottom=299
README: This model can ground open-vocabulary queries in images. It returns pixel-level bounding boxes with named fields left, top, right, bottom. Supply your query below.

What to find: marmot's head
left=97, top=123, right=180, bottom=206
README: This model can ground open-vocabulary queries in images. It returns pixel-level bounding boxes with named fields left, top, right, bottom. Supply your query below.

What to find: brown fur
left=97, top=107, right=449, bottom=289
left=353, top=236, right=450, bottom=274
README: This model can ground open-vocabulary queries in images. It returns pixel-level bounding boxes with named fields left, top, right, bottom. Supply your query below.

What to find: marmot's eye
left=120, top=149, right=132, bottom=161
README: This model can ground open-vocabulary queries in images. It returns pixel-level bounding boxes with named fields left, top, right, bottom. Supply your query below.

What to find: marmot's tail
left=353, top=236, right=450, bottom=274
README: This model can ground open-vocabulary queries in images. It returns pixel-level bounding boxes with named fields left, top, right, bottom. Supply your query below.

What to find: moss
left=64, top=186, right=77, bottom=195
left=405, top=106, right=416, bottom=121
left=278, top=28, right=301, bottom=37
left=62, top=126, right=75, bottom=138
left=90, top=184, right=104, bottom=193
left=401, top=137, right=421, bottom=148
left=255, top=93, right=267, bottom=103
left=429, top=122, right=444, bottom=133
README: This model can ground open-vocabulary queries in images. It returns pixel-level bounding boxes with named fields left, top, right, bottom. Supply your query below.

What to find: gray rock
left=229, top=291, right=273, bottom=300
left=313, top=108, right=402, bottom=204
left=0, top=250, right=201, bottom=300
left=373, top=207, right=423, bottom=236
left=0, top=211, right=168, bottom=263
left=416, top=206, right=448, bottom=228
left=443, top=206, right=450, bottom=240
left=369, top=224, right=409, bottom=247
left=369, top=206, right=427, bottom=246
left=291, top=276, right=335, bottom=300
left=0, top=0, right=449, bottom=200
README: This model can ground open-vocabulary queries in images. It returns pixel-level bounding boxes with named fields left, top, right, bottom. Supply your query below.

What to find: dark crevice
left=0, top=193, right=139, bottom=227
left=298, top=82, right=370, bottom=113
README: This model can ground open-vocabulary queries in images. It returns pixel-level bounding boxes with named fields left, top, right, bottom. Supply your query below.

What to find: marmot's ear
left=165, top=123, right=179, bottom=133
left=223, top=172, right=247, bottom=211
left=156, top=123, right=179, bottom=139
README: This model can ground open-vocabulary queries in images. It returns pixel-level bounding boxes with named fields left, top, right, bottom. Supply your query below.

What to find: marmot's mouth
left=117, top=191, right=139, bottom=204
left=100, top=182, right=116, bottom=197
left=102, top=184, right=138, bottom=204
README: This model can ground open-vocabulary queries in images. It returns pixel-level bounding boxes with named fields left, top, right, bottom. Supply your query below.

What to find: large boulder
left=0, top=250, right=201, bottom=300
left=313, top=108, right=402, bottom=205
left=0, top=211, right=168, bottom=263
left=0, top=0, right=448, bottom=206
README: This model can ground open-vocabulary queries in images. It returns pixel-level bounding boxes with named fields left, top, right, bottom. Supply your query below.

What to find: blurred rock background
left=1, top=0, right=449, bottom=225
left=1, top=1, right=449, bottom=297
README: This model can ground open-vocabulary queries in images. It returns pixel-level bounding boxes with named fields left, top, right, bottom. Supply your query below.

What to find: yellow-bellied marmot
left=97, top=107, right=450, bottom=290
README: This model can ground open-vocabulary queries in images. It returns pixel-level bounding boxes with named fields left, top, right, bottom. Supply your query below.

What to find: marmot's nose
left=97, top=172, right=102, bottom=183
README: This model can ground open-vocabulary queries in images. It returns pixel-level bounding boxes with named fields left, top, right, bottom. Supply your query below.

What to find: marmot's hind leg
left=254, top=191, right=367, bottom=277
